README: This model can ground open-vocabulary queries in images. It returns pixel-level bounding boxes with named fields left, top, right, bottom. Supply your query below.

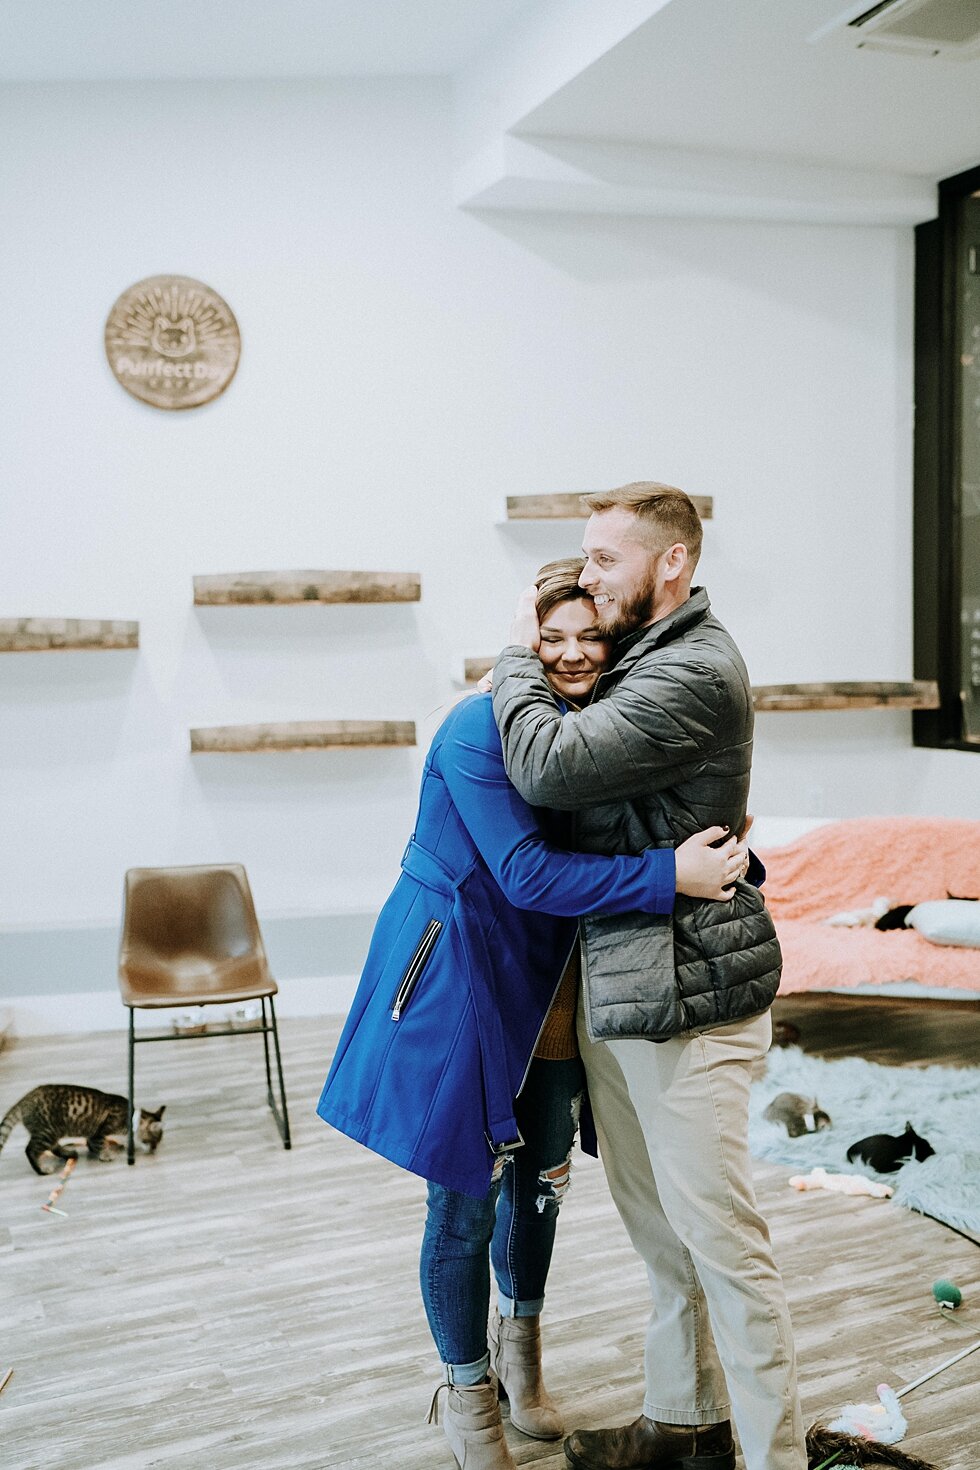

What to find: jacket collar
left=605, top=587, right=711, bottom=678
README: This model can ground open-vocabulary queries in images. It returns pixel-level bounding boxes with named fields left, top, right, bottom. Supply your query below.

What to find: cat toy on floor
left=807, top=1426, right=937, bottom=1468
left=931, top=1278, right=961, bottom=1312
left=806, top=1334, right=980, bottom=1469
left=789, top=1166, right=894, bottom=1199
left=40, top=1156, right=75, bottom=1217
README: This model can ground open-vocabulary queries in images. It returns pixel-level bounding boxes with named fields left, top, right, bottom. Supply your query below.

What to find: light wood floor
left=1, top=1012, right=978, bottom=1470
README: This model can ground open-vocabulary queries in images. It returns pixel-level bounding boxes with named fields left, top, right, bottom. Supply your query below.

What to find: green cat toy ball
left=932, top=1278, right=962, bottom=1310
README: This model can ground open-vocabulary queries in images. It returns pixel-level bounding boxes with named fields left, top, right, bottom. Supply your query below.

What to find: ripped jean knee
left=534, top=1149, right=573, bottom=1214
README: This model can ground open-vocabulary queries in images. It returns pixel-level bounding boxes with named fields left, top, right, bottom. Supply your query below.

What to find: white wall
left=1, top=79, right=975, bottom=1025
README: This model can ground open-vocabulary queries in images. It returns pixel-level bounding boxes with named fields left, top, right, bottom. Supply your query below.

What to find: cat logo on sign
left=105, top=275, right=241, bottom=410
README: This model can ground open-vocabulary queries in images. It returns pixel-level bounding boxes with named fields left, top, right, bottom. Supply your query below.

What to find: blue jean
left=419, top=1055, right=585, bottom=1384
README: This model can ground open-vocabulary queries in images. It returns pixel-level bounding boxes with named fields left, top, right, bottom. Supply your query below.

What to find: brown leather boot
left=488, top=1307, right=563, bottom=1440
left=564, top=1414, right=735, bottom=1470
left=427, top=1376, right=518, bottom=1469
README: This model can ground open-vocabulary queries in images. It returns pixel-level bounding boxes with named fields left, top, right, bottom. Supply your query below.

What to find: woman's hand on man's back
left=674, top=825, right=748, bottom=900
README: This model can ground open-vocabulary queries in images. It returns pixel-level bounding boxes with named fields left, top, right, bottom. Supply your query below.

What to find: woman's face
left=538, top=596, right=613, bottom=701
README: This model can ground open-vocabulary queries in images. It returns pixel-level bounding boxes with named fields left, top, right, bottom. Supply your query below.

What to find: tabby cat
left=763, top=1091, right=832, bottom=1138
left=0, top=1085, right=165, bottom=1174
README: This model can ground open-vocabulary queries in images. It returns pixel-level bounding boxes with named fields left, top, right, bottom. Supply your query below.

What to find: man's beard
left=598, top=571, right=659, bottom=641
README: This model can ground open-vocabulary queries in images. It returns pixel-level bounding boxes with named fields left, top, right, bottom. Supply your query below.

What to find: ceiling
left=1, top=0, right=977, bottom=190
left=0, top=0, right=530, bottom=80
left=519, top=0, right=980, bottom=179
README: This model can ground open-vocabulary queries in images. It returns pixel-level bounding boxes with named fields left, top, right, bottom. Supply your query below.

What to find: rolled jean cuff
left=447, top=1352, right=490, bottom=1387
left=643, top=1401, right=731, bottom=1427
left=497, top=1293, right=545, bottom=1318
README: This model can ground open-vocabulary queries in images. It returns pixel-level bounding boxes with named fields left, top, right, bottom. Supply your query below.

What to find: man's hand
left=674, top=827, right=743, bottom=900
left=509, top=585, right=541, bottom=653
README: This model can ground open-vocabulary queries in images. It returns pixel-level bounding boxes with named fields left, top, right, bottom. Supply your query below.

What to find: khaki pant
left=577, top=999, right=807, bottom=1470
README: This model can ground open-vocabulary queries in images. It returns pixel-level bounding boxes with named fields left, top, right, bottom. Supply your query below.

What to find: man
left=491, top=483, right=806, bottom=1470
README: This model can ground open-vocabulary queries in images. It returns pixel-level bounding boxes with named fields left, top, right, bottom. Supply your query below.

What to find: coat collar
left=604, top=587, right=711, bottom=679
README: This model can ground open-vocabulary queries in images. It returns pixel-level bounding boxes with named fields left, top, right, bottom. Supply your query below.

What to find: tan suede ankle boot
left=427, top=1376, right=518, bottom=1470
left=488, top=1307, right=563, bottom=1440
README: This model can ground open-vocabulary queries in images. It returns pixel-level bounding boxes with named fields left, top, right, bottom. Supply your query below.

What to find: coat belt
left=400, top=837, right=522, bottom=1158
left=400, top=837, right=470, bottom=896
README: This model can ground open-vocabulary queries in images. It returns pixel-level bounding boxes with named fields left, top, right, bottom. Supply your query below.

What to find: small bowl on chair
left=172, top=1007, right=208, bottom=1036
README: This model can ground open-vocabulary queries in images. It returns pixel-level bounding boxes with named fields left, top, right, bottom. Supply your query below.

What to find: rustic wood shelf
left=0, top=618, right=138, bottom=652
left=505, top=493, right=713, bottom=521
left=462, top=665, right=941, bottom=712
left=752, top=680, right=941, bottom=712
left=193, top=570, right=421, bottom=605
left=190, top=720, right=417, bottom=753
left=463, top=656, right=495, bottom=685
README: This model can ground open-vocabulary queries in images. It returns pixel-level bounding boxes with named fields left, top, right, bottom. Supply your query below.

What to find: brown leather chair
left=118, top=864, right=290, bottom=1162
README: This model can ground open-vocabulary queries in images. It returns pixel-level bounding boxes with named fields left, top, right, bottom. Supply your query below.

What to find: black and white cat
left=846, top=1121, right=935, bottom=1173
left=0, top=1085, right=165, bottom=1174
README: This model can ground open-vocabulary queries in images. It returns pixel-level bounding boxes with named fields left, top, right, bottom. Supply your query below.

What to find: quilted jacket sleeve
left=491, top=644, right=731, bottom=810
left=437, top=697, right=675, bottom=916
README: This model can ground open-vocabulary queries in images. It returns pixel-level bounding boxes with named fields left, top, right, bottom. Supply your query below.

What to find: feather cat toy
left=806, top=1335, right=980, bottom=1469
left=806, top=1424, right=937, bottom=1468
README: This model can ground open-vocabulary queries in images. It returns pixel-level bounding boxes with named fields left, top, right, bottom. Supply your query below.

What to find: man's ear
left=661, top=542, right=689, bottom=584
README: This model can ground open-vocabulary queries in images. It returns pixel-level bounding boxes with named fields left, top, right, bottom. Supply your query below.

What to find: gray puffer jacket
left=492, top=588, right=781, bottom=1042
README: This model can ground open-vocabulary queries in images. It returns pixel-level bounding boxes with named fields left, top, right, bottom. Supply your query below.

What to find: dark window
left=914, top=164, right=980, bottom=750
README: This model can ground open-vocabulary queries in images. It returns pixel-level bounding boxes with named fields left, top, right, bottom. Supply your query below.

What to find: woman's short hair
left=535, top=557, right=589, bottom=621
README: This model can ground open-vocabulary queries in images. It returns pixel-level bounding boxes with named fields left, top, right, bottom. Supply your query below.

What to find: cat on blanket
left=763, top=1091, right=832, bottom=1137
left=846, top=1121, right=934, bottom=1173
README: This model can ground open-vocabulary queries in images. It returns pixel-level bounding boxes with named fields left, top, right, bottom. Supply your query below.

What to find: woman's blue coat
left=317, top=693, right=676, bottom=1198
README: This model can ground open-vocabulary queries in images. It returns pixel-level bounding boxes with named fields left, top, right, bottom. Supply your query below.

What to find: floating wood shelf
left=505, top=493, right=713, bottom=521
left=193, top=570, right=421, bottom=605
left=0, top=618, right=138, bottom=652
left=752, top=681, right=941, bottom=712
left=464, top=656, right=495, bottom=685
left=190, top=720, right=417, bottom=753
left=462, top=665, right=941, bottom=712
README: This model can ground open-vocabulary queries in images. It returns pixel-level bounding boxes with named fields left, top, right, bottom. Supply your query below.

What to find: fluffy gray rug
left=749, top=1046, right=980, bottom=1238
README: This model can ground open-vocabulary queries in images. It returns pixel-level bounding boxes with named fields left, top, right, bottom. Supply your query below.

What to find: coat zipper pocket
left=391, top=919, right=443, bottom=1020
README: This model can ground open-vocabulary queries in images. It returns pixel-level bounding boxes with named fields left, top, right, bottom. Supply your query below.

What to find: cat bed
left=757, top=818, right=980, bottom=995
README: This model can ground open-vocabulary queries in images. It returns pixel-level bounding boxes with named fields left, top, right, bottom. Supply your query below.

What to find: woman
left=317, top=560, right=752, bottom=1470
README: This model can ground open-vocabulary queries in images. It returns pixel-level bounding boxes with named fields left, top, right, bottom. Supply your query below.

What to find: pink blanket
left=757, top=818, right=980, bottom=994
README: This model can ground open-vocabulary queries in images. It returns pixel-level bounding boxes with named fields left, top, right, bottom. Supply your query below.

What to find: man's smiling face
left=578, top=507, right=674, bottom=640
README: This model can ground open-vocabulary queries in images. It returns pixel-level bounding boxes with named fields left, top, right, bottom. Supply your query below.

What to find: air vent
left=811, top=0, right=980, bottom=58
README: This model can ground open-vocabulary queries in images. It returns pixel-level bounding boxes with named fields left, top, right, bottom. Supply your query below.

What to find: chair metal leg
left=266, top=995, right=291, bottom=1150
left=260, top=996, right=274, bottom=1106
left=127, top=1008, right=136, bottom=1165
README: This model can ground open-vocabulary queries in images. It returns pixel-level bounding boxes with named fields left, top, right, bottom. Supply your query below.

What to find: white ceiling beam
left=454, top=133, right=937, bottom=225
left=451, top=0, right=674, bottom=161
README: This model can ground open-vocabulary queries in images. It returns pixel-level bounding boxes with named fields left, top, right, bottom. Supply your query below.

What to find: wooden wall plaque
left=105, top=275, right=240, bottom=410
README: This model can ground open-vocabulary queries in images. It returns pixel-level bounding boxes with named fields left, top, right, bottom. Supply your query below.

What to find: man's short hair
left=535, top=557, right=589, bottom=621
left=582, top=481, right=703, bottom=567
